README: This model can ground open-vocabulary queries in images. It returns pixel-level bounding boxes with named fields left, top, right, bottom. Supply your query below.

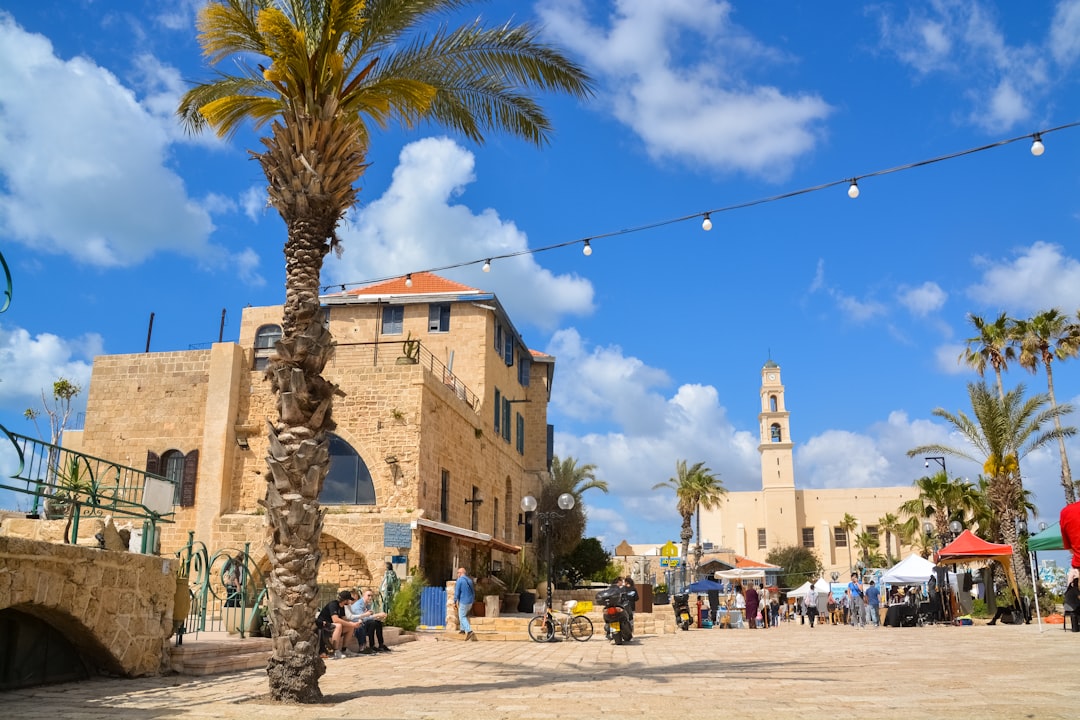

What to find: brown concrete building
left=66, top=272, right=551, bottom=588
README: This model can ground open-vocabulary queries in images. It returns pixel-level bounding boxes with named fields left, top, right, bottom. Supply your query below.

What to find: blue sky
left=2, top=0, right=1080, bottom=555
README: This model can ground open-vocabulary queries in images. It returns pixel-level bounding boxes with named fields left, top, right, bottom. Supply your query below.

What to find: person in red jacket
left=1061, top=502, right=1080, bottom=583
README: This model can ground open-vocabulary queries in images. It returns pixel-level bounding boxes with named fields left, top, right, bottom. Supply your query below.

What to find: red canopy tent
left=936, top=530, right=1022, bottom=603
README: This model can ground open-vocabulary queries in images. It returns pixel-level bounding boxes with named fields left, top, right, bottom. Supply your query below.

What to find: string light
left=322, top=122, right=1079, bottom=293
left=482, top=259, right=491, bottom=272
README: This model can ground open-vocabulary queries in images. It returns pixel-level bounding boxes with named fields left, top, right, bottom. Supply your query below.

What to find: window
left=769, top=395, right=778, bottom=412
left=440, top=470, right=450, bottom=523
left=494, top=323, right=503, bottom=353
left=494, top=388, right=501, bottom=435
left=321, top=434, right=376, bottom=505
left=802, top=528, right=815, bottom=547
left=503, top=334, right=513, bottom=367
left=162, top=450, right=185, bottom=505
left=469, top=485, right=480, bottom=531
left=518, top=354, right=531, bottom=387
left=428, top=303, right=450, bottom=332
left=867, top=525, right=879, bottom=543
left=770, top=423, right=782, bottom=442
left=757, top=528, right=767, bottom=549
left=502, top=396, right=511, bottom=442
left=493, top=497, right=499, bottom=540
left=834, top=526, right=848, bottom=547
left=515, top=413, right=525, bottom=455
left=253, top=324, right=282, bottom=370
left=381, top=306, right=403, bottom=335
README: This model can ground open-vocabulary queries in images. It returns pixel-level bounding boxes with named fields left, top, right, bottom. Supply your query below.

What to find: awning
left=411, top=518, right=521, bottom=555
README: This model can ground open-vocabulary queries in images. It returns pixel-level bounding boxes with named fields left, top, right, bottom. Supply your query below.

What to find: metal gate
left=419, top=585, right=447, bottom=628
left=174, top=532, right=269, bottom=643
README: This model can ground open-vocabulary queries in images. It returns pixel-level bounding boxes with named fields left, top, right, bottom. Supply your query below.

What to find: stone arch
left=316, top=531, right=374, bottom=590
left=1, top=604, right=118, bottom=683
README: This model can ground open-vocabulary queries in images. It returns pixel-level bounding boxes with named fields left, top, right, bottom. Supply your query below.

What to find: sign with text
left=383, top=522, right=413, bottom=548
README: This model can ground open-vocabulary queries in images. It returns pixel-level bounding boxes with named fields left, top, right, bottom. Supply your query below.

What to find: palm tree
left=178, top=0, right=591, bottom=702
left=908, top=381, right=1075, bottom=590
left=1013, top=309, right=1080, bottom=504
left=839, top=513, right=858, bottom=571
left=652, top=460, right=727, bottom=569
left=878, top=512, right=901, bottom=563
left=855, top=531, right=877, bottom=565
left=550, top=455, right=608, bottom=501
left=960, top=312, right=1017, bottom=401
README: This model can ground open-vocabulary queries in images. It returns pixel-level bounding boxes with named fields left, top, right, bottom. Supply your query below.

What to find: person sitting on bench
left=349, top=588, right=390, bottom=653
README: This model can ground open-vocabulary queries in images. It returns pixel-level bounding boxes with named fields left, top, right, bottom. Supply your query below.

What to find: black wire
left=322, top=121, right=1080, bottom=293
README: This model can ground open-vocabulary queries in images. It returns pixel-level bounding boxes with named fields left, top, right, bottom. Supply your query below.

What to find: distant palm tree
left=652, top=460, right=726, bottom=568
left=1013, top=308, right=1080, bottom=504
left=177, top=0, right=592, bottom=703
left=855, top=531, right=878, bottom=564
left=909, top=381, right=1075, bottom=589
left=878, top=512, right=902, bottom=562
left=960, top=312, right=1016, bottom=401
left=839, top=513, right=858, bottom=571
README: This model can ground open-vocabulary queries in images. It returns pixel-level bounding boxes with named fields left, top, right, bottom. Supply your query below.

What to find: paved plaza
left=5, top=620, right=1078, bottom=720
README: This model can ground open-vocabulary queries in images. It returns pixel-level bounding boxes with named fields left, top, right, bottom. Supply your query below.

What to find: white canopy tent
left=715, top=568, right=767, bottom=581
left=880, top=554, right=936, bottom=585
left=787, top=578, right=831, bottom=598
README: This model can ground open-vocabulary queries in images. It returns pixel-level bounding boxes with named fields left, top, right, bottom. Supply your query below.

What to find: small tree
left=561, top=538, right=611, bottom=587
left=765, top=545, right=823, bottom=592
left=24, top=377, right=81, bottom=445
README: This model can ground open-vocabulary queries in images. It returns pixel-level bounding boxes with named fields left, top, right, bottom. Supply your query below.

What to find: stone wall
left=0, top=536, right=176, bottom=676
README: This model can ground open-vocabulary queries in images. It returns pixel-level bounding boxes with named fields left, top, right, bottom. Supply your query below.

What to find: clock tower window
left=770, top=423, right=783, bottom=443
left=769, top=395, right=778, bottom=412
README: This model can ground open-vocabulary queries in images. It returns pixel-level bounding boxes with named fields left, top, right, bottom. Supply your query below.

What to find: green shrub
left=386, top=568, right=424, bottom=631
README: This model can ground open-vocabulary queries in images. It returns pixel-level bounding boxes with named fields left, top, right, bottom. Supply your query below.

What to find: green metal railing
left=174, top=533, right=269, bottom=642
left=0, top=426, right=175, bottom=549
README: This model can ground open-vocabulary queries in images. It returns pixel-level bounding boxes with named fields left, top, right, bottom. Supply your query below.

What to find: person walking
left=848, top=573, right=865, bottom=627
left=744, top=583, right=759, bottom=629
left=865, top=580, right=880, bottom=626
left=453, top=567, right=477, bottom=641
left=805, top=582, right=819, bottom=628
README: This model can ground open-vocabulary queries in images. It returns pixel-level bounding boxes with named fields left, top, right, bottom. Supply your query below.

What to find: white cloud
left=967, top=241, right=1080, bottom=312
left=898, top=281, right=947, bottom=316
left=0, top=323, right=97, bottom=413
left=537, top=0, right=832, bottom=179
left=0, top=15, right=219, bottom=267
left=1050, top=0, right=1080, bottom=65
left=241, top=186, right=267, bottom=222
left=547, top=329, right=761, bottom=535
left=934, top=342, right=968, bottom=375
left=325, top=137, right=594, bottom=330
left=875, top=1, right=1051, bottom=132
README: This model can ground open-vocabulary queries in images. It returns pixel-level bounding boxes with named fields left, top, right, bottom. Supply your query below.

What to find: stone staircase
left=459, top=609, right=677, bottom=642
left=168, top=626, right=415, bottom=676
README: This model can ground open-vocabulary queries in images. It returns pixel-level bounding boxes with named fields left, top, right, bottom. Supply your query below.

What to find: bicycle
left=528, top=603, right=594, bottom=642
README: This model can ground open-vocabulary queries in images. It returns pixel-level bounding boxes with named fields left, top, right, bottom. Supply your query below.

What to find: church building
left=698, top=361, right=918, bottom=577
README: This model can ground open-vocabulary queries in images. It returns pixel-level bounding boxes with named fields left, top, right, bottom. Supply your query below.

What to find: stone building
left=698, top=361, right=919, bottom=578
left=65, top=272, right=551, bottom=589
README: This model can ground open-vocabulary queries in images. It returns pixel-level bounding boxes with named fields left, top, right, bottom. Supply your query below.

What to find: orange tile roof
left=346, top=272, right=479, bottom=297
left=736, top=556, right=779, bottom=569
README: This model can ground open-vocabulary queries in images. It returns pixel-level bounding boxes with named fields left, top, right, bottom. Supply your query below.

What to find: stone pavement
left=5, top=620, right=1078, bottom=720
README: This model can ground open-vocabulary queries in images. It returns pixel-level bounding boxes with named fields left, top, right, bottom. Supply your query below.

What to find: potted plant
left=502, top=556, right=535, bottom=613
left=476, top=575, right=505, bottom=618
left=396, top=332, right=420, bottom=364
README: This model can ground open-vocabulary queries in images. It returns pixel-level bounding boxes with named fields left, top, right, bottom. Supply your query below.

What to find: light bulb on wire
left=582, top=240, right=593, bottom=256
left=482, top=259, right=491, bottom=273
left=1031, top=133, right=1045, bottom=156
left=847, top=179, right=860, bottom=199
left=702, top=213, right=713, bottom=231
left=404, top=273, right=412, bottom=288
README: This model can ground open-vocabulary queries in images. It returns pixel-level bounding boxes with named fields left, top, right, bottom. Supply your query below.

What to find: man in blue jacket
left=454, top=567, right=477, bottom=641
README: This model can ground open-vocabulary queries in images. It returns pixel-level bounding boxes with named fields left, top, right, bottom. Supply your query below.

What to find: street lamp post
left=521, top=492, right=575, bottom=613
left=924, top=456, right=947, bottom=476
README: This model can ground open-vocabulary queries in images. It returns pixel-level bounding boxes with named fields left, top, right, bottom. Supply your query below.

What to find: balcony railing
left=0, top=426, right=175, bottom=548
left=332, top=339, right=480, bottom=411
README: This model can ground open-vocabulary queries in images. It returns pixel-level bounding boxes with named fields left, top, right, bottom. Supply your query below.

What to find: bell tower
left=759, top=360, right=797, bottom=549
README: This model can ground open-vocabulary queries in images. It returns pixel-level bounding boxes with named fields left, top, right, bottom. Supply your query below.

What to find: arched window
left=770, top=424, right=782, bottom=443
left=253, top=324, right=282, bottom=370
left=769, top=395, right=778, bottom=412
left=321, top=433, right=376, bottom=505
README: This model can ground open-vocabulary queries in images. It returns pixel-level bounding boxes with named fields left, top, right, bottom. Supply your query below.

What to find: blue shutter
left=494, top=388, right=501, bottom=435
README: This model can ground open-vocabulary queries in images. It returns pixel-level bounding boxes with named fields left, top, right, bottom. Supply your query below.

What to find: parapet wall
left=0, top=536, right=176, bottom=676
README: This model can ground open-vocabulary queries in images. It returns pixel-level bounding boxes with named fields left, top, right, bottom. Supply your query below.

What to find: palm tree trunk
left=263, top=222, right=339, bottom=703
left=1045, top=360, right=1077, bottom=504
